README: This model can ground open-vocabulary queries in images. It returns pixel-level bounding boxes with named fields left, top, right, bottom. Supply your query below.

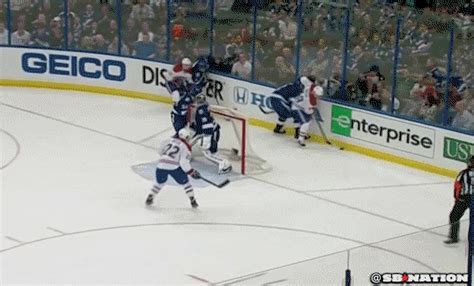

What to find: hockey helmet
left=178, top=128, right=191, bottom=140
left=307, top=75, right=316, bottom=83
left=314, top=85, right=324, bottom=97
left=196, top=92, right=206, bottom=104
left=468, top=155, right=474, bottom=168
left=182, top=57, right=192, bottom=66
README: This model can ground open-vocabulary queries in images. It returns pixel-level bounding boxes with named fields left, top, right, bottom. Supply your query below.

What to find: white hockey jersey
left=291, top=84, right=322, bottom=115
left=156, top=137, right=193, bottom=172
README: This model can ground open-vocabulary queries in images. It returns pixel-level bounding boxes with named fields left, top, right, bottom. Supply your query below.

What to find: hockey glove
left=189, top=169, right=201, bottom=179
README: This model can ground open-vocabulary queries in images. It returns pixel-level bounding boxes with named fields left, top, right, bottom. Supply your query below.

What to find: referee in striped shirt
left=445, top=155, right=474, bottom=244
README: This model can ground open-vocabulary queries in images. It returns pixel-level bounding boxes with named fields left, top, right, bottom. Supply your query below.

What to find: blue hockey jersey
left=273, top=76, right=313, bottom=101
left=192, top=103, right=217, bottom=136
left=172, top=88, right=194, bottom=116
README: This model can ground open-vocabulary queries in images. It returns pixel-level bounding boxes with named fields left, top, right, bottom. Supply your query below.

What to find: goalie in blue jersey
left=190, top=93, right=232, bottom=175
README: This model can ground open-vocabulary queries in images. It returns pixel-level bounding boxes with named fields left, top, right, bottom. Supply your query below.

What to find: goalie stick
left=314, top=108, right=344, bottom=150
left=198, top=174, right=230, bottom=188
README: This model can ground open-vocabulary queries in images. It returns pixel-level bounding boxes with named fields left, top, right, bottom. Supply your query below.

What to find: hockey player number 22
left=162, top=144, right=180, bottom=159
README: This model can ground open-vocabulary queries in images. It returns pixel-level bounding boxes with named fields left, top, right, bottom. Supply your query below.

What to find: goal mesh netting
left=189, top=105, right=271, bottom=175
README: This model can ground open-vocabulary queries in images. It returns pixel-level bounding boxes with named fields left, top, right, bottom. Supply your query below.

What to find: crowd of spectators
left=0, top=0, right=472, bottom=131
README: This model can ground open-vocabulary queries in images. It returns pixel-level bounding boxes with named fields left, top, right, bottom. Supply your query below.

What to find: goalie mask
left=196, top=93, right=206, bottom=104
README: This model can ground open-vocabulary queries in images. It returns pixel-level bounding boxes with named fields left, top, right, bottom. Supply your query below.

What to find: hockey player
left=291, top=82, right=323, bottom=147
left=270, top=76, right=316, bottom=138
left=191, top=56, right=210, bottom=93
left=190, top=93, right=232, bottom=174
left=145, top=128, right=201, bottom=208
left=165, top=57, right=193, bottom=94
left=170, top=83, right=195, bottom=135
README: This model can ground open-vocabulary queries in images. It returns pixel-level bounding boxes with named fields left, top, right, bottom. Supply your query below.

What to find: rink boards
left=0, top=46, right=471, bottom=177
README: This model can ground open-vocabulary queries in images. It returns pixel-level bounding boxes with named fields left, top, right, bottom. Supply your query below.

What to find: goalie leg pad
left=202, top=150, right=232, bottom=174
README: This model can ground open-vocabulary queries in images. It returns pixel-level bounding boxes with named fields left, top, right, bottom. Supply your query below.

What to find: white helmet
left=182, top=58, right=192, bottom=66
left=314, top=86, right=324, bottom=97
left=178, top=128, right=191, bottom=140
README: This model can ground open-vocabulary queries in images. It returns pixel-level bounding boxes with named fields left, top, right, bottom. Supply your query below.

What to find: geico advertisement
left=21, top=52, right=126, bottom=82
left=331, top=105, right=436, bottom=158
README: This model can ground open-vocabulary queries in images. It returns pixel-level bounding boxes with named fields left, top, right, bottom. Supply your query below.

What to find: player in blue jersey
left=170, top=82, right=201, bottom=135
left=270, top=76, right=316, bottom=138
left=190, top=93, right=232, bottom=174
left=191, top=56, right=210, bottom=93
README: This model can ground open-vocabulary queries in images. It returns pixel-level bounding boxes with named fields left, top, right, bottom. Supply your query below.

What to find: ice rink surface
left=0, top=87, right=469, bottom=285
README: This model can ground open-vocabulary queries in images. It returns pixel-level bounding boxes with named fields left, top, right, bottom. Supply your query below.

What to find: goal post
left=188, top=104, right=271, bottom=175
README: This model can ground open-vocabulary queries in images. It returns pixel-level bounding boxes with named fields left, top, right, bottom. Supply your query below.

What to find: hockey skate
left=190, top=197, right=199, bottom=208
left=145, top=194, right=154, bottom=206
left=273, top=124, right=286, bottom=134
left=294, top=127, right=310, bottom=140
left=297, top=138, right=306, bottom=147
left=443, top=238, right=458, bottom=245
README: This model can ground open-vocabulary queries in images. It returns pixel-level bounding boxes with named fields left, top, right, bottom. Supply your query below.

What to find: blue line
left=390, top=16, right=402, bottom=114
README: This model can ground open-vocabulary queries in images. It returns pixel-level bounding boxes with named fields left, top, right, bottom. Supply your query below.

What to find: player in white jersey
left=145, top=128, right=201, bottom=208
left=291, top=82, right=323, bottom=147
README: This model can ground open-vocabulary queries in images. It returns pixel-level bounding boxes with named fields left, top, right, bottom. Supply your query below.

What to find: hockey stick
left=314, top=109, right=344, bottom=150
left=259, top=105, right=275, bottom=114
left=199, top=175, right=230, bottom=188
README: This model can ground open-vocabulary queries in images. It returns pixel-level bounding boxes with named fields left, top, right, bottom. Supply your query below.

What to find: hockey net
left=189, top=105, right=271, bottom=175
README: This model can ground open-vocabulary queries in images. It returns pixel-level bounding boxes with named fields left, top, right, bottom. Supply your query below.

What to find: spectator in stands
left=83, top=20, right=99, bottom=38
left=81, top=4, right=97, bottom=27
left=274, top=55, right=296, bottom=84
left=278, top=15, right=297, bottom=41
left=282, top=47, right=295, bottom=67
left=138, top=21, right=154, bottom=42
left=108, top=36, right=129, bottom=55
left=104, top=19, right=118, bottom=45
left=129, top=0, right=155, bottom=22
left=97, top=5, right=113, bottom=36
left=49, top=21, right=63, bottom=48
left=11, top=20, right=30, bottom=46
left=231, top=52, right=252, bottom=79
left=0, top=22, right=9, bottom=45
left=123, top=18, right=138, bottom=53
left=93, top=34, right=108, bottom=53
left=81, top=36, right=94, bottom=51
left=452, top=99, right=474, bottom=130
left=70, top=14, right=82, bottom=48
left=134, top=33, right=156, bottom=59
left=272, top=40, right=284, bottom=57
left=30, top=15, right=50, bottom=47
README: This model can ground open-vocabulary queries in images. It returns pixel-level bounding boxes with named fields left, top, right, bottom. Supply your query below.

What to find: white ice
left=0, top=87, right=469, bottom=285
